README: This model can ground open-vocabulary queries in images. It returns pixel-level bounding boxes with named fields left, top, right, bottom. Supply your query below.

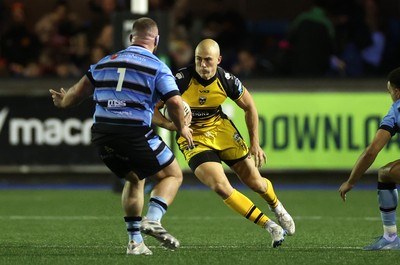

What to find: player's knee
left=175, top=172, right=183, bottom=185
left=239, top=176, right=265, bottom=193
left=378, top=166, right=393, bottom=183
left=167, top=161, right=183, bottom=183
left=247, top=179, right=266, bottom=193
left=212, top=183, right=233, bottom=198
left=166, top=168, right=183, bottom=185
left=124, top=171, right=141, bottom=183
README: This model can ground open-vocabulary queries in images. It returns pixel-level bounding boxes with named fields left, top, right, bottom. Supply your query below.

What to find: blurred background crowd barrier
left=0, top=78, right=393, bottom=179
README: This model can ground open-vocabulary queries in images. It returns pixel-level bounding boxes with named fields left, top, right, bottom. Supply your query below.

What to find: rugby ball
left=163, top=101, right=191, bottom=121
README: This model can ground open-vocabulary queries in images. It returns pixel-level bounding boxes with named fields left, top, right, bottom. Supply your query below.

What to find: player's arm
left=49, top=75, right=94, bottom=108
left=152, top=100, right=178, bottom=131
left=339, top=129, right=392, bottom=201
left=155, top=65, right=193, bottom=147
left=235, top=89, right=266, bottom=168
left=164, top=95, right=186, bottom=131
left=164, top=95, right=194, bottom=148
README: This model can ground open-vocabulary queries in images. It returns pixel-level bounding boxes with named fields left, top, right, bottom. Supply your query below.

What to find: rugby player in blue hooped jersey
left=153, top=39, right=295, bottom=248
left=49, top=17, right=193, bottom=256
left=339, top=67, right=400, bottom=251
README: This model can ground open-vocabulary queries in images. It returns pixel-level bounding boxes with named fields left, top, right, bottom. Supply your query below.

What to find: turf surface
left=0, top=186, right=398, bottom=264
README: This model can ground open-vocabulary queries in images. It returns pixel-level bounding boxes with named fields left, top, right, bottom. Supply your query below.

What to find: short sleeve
left=379, top=105, right=399, bottom=136
left=217, top=67, right=245, bottom=101
left=156, top=63, right=181, bottom=102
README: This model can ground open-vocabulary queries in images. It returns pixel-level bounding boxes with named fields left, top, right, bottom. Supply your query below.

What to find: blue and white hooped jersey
left=379, top=99, right=400, bottom=136
left=87, top=45, right=180, bottom=128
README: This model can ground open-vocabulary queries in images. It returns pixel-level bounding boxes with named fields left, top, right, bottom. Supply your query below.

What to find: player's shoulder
left=216, top=66, right=242, bottom=87
left=382, top=100, right=400, bottom=125
left=174, top=65, right=194, bottom=81
left=217, top=67, right=241, bottom=83
left=390, top=100, right=400, bottom=112
left=174, top=65, right=194, bottom=91
left=217, top=66, right=234, bottom=79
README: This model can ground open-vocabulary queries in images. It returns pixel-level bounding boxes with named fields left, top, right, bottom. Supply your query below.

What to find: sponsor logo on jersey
left=192, top=110, right=212, bottom=118
left=224, top=72, right=232, bottom=79
left=107, top=99, right=126, bottom=108
left=191, top=108, right=218, bottom=118
left=175, top=72, right=184, bottom=79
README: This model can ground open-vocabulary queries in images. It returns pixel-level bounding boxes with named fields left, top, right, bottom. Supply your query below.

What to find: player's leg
left=122, top=173, right=145, bottom=218
left=94, top=129, right=178, bottom=254
left=142, top=159, right=182, bottom=225
left=231, top=158, right=295, bottom=236
left=141, top=157, right=183, bottom=250
left=214, top=118, right=290, bottom=228
left=194, top=160, right=285, bottom=247
left=148, top=159, right=183, bottom=205
left=364, top=160, right=400, bottom=250
left=94, top=139, right=152, bottom=255
left=122, top=173, right=152, bottom=255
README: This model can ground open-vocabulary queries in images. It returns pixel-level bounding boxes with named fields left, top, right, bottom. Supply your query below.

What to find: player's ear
left=154, top=35, right=159, bottom=47
left=396, top=88, right=400, bottom=99
left=217, top=55, right=222, bottom=65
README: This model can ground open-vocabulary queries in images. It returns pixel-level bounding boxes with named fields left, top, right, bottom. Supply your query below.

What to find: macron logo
left=0, top=107, right=9, bottom=134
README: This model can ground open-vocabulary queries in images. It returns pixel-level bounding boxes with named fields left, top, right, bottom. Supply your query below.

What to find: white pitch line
left=0, top=215, right=381, bottom=221
left=167, top=215, right=382, bottom=221
left=178, top=245, right=362, bottom=250
left=0, top=244, right=362, bottom=250
left=0, top=215, right=115, bottom=220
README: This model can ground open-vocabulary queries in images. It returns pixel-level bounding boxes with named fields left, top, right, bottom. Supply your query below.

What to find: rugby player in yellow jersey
left=153, top=39, right=295, bottom=248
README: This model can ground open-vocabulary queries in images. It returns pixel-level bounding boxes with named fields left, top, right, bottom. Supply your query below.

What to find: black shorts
left=91, top=124, right=175, bottom=180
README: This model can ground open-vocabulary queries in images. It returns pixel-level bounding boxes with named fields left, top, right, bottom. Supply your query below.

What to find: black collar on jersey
left=193, top=67, right=217, bottom=87
left=131, top=44, right=146, bottom=49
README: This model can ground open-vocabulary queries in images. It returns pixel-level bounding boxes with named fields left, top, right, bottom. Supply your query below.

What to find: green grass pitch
left=0, top=185, right=398, bottom=265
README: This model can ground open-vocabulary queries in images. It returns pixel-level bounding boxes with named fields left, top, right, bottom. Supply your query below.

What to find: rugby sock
left=124, top=216, right=143, bottom=243
left=264, top=219, right=280, bottom=230
left=224, top=189, right=270, bottom=227
left=146, top=196, right=168, bottom=221
left=377, top=182, right=398, bottom=241
left=258, top=178, right=279, bottom=209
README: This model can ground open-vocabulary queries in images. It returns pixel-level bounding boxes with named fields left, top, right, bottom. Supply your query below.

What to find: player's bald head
left=131, top=17, right=158, bottom=39
left=130, top=17, right=159, bottom=53
left=195, top=39, right=220, bottom=57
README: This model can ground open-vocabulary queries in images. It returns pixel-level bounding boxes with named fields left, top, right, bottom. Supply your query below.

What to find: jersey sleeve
left=86, top=55, right=110, bottom=86
left=156, top=63, right=181, bottom=102
left=379, top=105, right=399, bottom=136
left=174, top=66, right=192, bottom=94
left=86, top=69, right=95, bottom=85
left=217, top=67, right=245, bottom=101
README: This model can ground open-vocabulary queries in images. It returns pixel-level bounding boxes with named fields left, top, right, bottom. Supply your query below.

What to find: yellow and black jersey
left=175, top=65, right=245, bottom=133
